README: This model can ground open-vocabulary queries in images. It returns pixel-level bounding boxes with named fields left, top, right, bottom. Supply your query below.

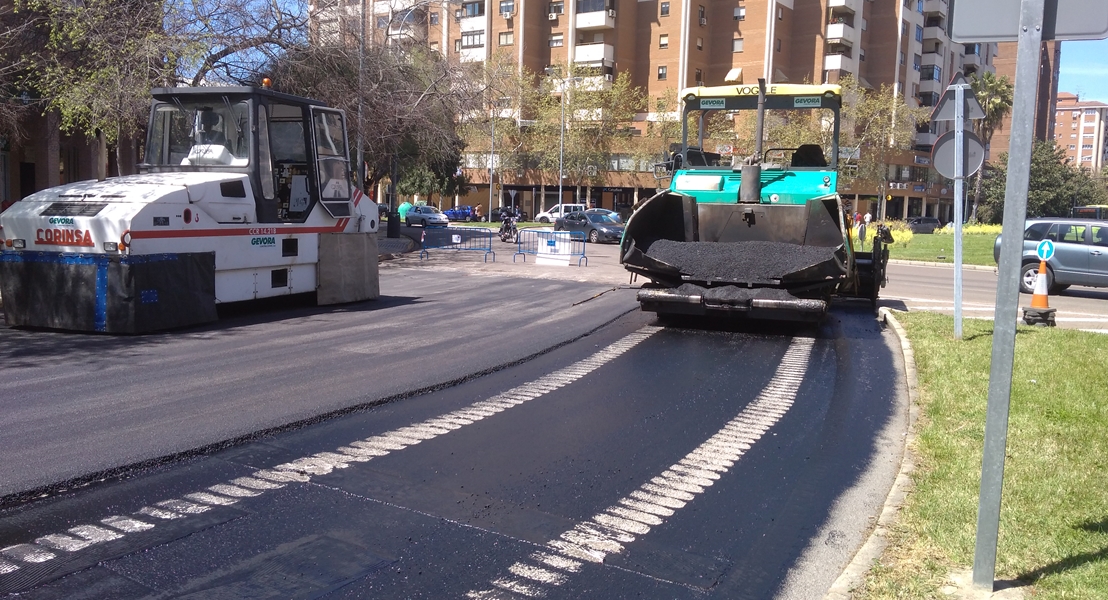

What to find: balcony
left=579, top=74, right=614, bottom=91
left=921, top=51, right=943, bottom=67
left=923, top=25, right=947, bottom=41
left=574, top=42, right=614, bottom=63
left=919, top=78, right=943, bottom=95
left=828, top=0, right=862, bottom=15
left=914, top=131, right=938, bottom=147
left=923, top=0, right=947, bottom=16
left=963, top=52, right=981, bottom=69
left=826, top=22, right=857, bottom=46
left=824, top=53, right=856, bottom=74
left=576, top=9, right=615, bottom=30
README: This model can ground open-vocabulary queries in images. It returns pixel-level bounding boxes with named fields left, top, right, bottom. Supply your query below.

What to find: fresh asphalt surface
left=0, top=237, right=909, bottom=599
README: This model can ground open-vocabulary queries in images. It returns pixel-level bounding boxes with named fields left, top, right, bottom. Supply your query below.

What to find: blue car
left=442, top=205, right=474, bottom=221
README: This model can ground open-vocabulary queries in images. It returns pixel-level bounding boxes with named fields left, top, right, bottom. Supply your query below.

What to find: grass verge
left=858, top=312, right=1108, bottom=599
left=882, top=232, right=998, bottom=266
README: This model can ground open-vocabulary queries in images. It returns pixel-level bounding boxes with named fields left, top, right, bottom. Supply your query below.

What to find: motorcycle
left=499, top=210, right=519, bottom=243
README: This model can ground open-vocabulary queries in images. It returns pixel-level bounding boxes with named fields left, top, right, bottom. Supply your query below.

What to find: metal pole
left=972, top=0, right=1046, bottom=590
left=355, top=0, right=365, bottom=191
left=489, top=106, right=495, bottom=221
left=953, top=84, right=965, bottom=340
left=558, top=79, right=566, bottom=206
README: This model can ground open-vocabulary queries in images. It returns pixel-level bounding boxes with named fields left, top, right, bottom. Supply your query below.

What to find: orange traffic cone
left=1023, top=260, right=1056, bottom=326
left=1030, top=260, right=1050, bottom=309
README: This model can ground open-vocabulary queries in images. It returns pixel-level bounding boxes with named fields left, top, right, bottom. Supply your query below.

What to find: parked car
left=585, top=208, right=623, bottom=223
left=907, top=216, right=941, bottom=233
left=993, top=218, right=1108, bottom=294
left=442, top=205, right=473, bottom=221
left=535, top=203, right=586, bottom=223
left=405, top=205, right=449, bottom=227
left=490, top=206, right=528, bottom=222
left=554, top=211, right=625, bottom=243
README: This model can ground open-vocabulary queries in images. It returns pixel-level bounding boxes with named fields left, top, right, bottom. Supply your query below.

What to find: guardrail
left=420, top=227, right=495, bottom=262
left=513, top=228, right=588, bottom=266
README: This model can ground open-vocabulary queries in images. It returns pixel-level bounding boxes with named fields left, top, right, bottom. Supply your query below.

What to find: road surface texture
left=0, top=300, right=907, bottom=599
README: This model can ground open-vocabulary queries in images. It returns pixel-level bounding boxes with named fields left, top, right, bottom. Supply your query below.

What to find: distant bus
left=1072, top=205, right=1108, bottom=219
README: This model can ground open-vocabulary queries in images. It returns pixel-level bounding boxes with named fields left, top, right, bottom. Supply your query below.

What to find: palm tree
left=970, top=71, right=1014, bottom=221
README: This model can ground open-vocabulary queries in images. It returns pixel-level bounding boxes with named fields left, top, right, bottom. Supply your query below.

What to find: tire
left=554, top=224, right=563, bottom=232
left=421, top=219, right=428, bottom=227
left=588, top=229, right=599, bottom=243
left=405, top=218, right=412, bottom=226
left=539, top=217, right=550, bottom=223
left=1020, top=262, right=1051, bottom=294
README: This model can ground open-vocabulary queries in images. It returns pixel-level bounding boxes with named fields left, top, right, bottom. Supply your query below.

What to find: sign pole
left=953, top=84, right=965, bottom=340
left=972, top=0, right=1045, bottom=590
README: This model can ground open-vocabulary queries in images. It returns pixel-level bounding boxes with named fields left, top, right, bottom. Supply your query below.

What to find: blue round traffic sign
left=1036, top=239, right=1055, bottom=261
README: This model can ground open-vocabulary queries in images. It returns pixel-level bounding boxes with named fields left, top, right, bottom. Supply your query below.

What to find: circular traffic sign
left=931, top=130, right=986, bottom=179
left=1036, top=239, right=1055, bottom=261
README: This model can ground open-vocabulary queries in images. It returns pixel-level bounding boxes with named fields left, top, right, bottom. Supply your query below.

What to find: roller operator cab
left=621, top=83, right=889, bottom=322
left=0, top=86, right=380, bottom=333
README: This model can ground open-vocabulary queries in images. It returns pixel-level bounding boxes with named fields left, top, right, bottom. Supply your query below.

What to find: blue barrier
left=513, top=228, right=588, bottom=266
left=419, top=227, right=495, bottom=262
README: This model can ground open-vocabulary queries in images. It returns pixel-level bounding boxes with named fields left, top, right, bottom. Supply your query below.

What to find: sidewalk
left=377, top=227, right=416, bottom=257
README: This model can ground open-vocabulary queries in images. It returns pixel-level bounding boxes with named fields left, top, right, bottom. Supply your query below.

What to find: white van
left=535, top=203, right=587, bottom=223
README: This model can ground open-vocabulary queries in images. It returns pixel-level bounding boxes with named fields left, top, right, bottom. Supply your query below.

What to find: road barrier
left=513, top=228, right=588, bottom=266
left=420, top=227, right=495, bottom=262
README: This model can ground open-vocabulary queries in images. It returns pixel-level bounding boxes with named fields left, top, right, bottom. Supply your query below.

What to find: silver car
left=993, top=218, right=1108, bottom=293
left=405, top=205, right=449, bottom=227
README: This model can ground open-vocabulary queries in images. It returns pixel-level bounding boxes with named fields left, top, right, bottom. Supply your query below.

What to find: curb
left=824, top=307, right=921, bottom=599
left=889, top=259, right=997, bottom=272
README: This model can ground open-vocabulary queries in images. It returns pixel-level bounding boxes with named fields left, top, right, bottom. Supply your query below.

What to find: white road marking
left=465, top=337, right=815, bottom=598
left=0, top=326, right=660, bottom=574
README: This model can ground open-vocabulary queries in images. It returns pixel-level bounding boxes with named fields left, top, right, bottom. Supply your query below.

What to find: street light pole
left=489, top=105, right=495, bottom=222
left=558, top=82, right=566, bottom=206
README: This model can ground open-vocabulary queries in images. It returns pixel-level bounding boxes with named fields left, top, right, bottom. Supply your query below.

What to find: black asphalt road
left=0, top=300, right=907, bottom=599
left=0, top=271, right=638, bottom=501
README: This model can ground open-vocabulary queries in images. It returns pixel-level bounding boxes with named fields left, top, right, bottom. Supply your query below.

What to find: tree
left=837, top=75, right=931, bottom=219
left=970, top=71, right=1014, bottom=220
left=20, top=0, right=184, bottom=172
left=0, top=3, right=38, bottom=139
left=978, top=140, right=1108, bottom=222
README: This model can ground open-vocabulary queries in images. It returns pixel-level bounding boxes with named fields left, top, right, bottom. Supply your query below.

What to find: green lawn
left=859, top=313, right=1108, bottom=599
left=883, top=232, right=998, bottom=266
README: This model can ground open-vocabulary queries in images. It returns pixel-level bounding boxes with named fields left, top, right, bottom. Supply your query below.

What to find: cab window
left=1024, top=222, right=1051, bottom=242
left=1058, top=224, right=1087, bottom=244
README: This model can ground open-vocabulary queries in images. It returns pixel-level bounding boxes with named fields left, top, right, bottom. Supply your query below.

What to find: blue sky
left=1058, top=38, right=1108, bottom=103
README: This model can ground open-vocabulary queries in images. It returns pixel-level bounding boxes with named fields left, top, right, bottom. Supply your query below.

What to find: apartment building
left=988, top=40, right=1060, bottom=161
left=314, top=0, right=1001, bottom=222
left=1054, top=92, right=1108, bottom=173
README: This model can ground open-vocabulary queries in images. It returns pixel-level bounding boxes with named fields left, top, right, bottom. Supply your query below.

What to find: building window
left=377, top=16, right=389, bottom=28
left=462, top=1, right=484, bottom=17
left=1082, top=155, right=1093, bottom=161
left=660, top=2, right=669, bottom=17
left=900, top=51, right=905, bottom=65
left=549, top=32, right=563, bottom=47
left=430, top=12, right=439, bottom=25
left=915, top=25, right=923, bottom=42
left=776, top=38, right=781, bottom=52
left=777, top=7, right=783, bottom=19
left=695, top=68, right=703, bottom=84
left=461, top=31, right=484, bottom=48
left=430, top=41, right=439, bottom=52
left=917, top=0, right=924, bottom=12
left=733, top=38, right=744, bottom=53
left=499, top=0, right=514, bottom=14
left=659, top=34, right=668, bottom=49
left=734, top=6, right=745, bottom=20
left=549, top=1, right=564, bottom=14
left=1083, top=144, right=1094, bottom=149
left=499, top=31, right=514, bottom=45
left=697, top=37, right=703, bottom=50
left=658, top=65, right=667, bottom=80
left=1070, top=145, right=1077, bottom=150
left=698, top=5, right=705, bottom=21
left=455, top=39, right=462, bottom=52
left=913, top=54, right=921, bottom=71
left=1071, top=133, right=1078, bottom=138
left=919, top=92, right=939, bottom=107
left=921, top=65, right=941, bottom=80
left=859, top=48, right=866, bottom=61
left=902, top=20, right=908, bottom=36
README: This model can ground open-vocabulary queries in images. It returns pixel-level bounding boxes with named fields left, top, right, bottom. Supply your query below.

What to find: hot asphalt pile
left=645, top=240, right=837, bottom=283
left=672, top=283, right=802, bottom=303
